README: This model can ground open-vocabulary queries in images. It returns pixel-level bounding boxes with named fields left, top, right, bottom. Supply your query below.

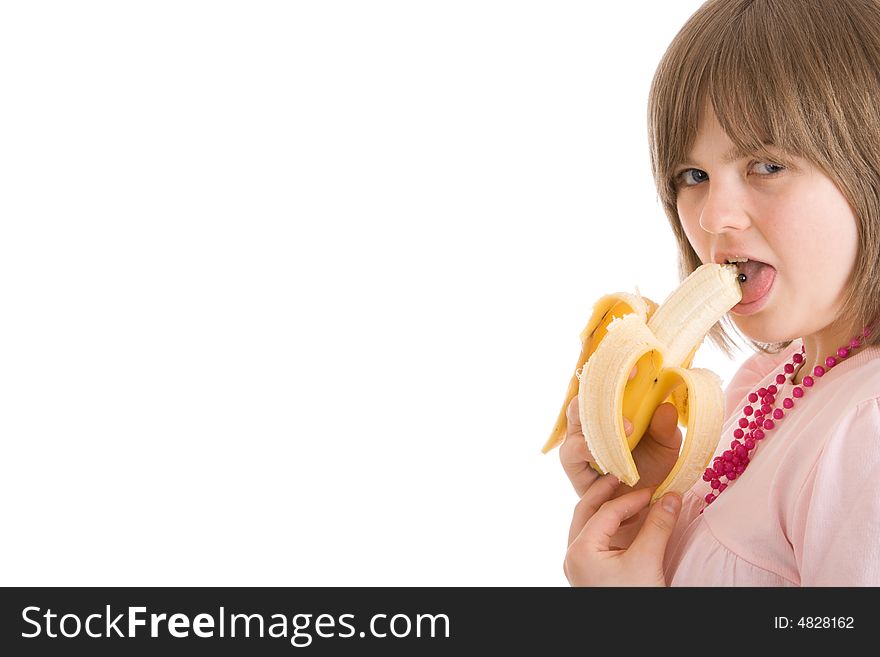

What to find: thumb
left=650, top=402, right=682, bottom=451
left=628, top=492, right=681, bottom=558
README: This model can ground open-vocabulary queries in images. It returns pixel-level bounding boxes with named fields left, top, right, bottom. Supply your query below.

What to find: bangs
left=649, top=0, right=872, bottom=208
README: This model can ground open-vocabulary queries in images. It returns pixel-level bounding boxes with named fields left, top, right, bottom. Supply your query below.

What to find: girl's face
left=676, top=107, right=859, bottom=345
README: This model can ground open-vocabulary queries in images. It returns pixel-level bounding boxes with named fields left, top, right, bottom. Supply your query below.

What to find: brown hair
left=648, top=0, right=880, bottom=358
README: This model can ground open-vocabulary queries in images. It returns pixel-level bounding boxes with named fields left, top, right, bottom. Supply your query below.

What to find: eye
left=675, top=168, right=708, bottom=187
left=752, top=161, right=785, bottom=176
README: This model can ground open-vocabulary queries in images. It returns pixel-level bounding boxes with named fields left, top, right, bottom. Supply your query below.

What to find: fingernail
left=628, top=366, right=638, bottom=381
left=623, top=417, right=633, bottom=435
left=661, top=493, right=681, bottom=514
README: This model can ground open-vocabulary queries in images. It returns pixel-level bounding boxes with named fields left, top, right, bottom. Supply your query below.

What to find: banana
left=543, top=263, right=743, bottom=502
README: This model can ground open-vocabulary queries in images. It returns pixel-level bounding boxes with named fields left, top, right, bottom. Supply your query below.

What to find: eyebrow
left=678, top=142, right=783, bottom=170
left=678, top=146, right=751, bottom=168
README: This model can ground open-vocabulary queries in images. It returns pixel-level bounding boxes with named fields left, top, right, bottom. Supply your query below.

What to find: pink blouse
left=664, top=339, right=880, bottom=586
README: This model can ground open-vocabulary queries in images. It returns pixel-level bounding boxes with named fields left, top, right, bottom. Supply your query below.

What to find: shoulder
left=821, top=347, right=880, bottom=449
left=810, top=349, right=880, bottom=477
left=819, top=396, right=880, bottom=459
left=830, top=390, right=880, bottom=426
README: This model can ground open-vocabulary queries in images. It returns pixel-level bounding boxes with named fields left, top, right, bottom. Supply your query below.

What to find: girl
left=561, top=0, right=880, bottom=586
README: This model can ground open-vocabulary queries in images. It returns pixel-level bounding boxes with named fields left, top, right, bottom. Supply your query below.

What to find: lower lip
left=730, top=269, right=776, bottom=316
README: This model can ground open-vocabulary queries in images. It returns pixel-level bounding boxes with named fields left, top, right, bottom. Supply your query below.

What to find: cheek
left=676, top=198, right=708, bottom=258
left=818, top=188, right=859, bottom=253
left=787, top=177, right=859, bottom=263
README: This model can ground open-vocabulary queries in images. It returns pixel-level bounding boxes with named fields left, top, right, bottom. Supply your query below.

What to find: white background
left=0, top=0, right=750, bottom=585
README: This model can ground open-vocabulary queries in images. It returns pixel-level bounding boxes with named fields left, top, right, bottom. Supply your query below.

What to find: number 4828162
left=797, top=617, right=854, bottom=629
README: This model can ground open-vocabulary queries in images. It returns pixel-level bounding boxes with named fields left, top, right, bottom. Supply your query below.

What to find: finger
left=563, top=396, right=593, bottom=457
left=561, top=397, right=633, bottom=496
left=578, top=487, right=653, bottom=553
left=560, top=397, right=598, bottom=496
left=648, top=402, right=682, bottom=451
left=628, top=492, right=682, bottom=559
left=559, top=441, right=599, bottom=499
left=567, top=473, right=621, bottom=546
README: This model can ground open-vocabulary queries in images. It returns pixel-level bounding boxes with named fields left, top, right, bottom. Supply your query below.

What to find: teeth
left=726, top=257, right=749, bottom=264
left=543, top=263, right=744, bottom=501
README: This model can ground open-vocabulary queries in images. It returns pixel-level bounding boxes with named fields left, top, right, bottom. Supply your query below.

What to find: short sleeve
left=793, top=398, right=880, bottom=585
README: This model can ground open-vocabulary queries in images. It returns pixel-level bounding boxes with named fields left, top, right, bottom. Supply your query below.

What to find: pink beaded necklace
left=700, top=325, right=874, bottom=511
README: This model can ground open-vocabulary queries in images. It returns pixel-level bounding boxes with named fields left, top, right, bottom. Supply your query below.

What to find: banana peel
left=544, top=263, right=743, bottom=502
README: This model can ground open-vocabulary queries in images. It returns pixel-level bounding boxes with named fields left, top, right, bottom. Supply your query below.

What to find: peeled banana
left=544, top=263, right=743, bottom=502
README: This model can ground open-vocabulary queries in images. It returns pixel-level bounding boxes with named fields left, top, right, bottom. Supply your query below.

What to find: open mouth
left=725, top=258, right=776, bottom=308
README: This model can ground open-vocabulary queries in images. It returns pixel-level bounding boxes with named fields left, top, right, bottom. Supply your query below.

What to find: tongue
left=737, top=261, right=775, bottom=304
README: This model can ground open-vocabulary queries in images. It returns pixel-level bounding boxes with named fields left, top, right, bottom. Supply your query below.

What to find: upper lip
left=711, top=251, right=773, bottom=267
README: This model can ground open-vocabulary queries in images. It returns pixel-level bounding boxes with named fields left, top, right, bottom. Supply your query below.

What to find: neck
left=791, top=324, right=858, bottom=385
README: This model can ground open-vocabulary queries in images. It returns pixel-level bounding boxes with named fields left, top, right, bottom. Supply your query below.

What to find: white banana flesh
left=544, top=263, right=743, bottom=502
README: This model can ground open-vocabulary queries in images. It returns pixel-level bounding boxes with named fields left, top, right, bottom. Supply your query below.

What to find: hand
left=559, top=365, right=683, bottom=548
left=563, top=473, right=682, bottom=587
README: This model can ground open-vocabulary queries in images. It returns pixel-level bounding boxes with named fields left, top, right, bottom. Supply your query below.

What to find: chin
left=731, top=317, right=798, bottom=346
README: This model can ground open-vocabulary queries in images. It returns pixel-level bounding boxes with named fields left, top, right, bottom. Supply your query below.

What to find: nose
left=697, top=178, right=751, bottom=234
